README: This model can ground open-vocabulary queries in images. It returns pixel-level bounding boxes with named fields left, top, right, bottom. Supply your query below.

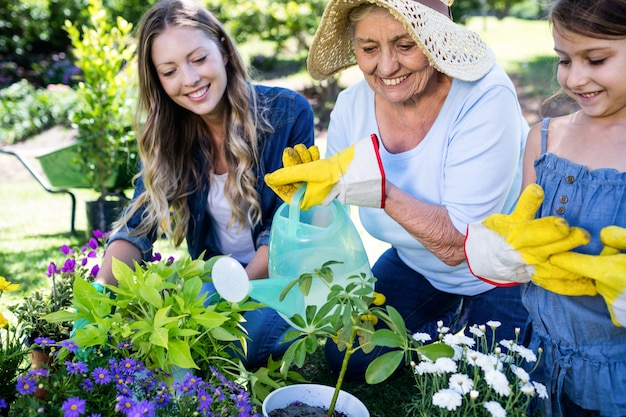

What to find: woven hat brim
left=307, top=0, right=495, bottom=82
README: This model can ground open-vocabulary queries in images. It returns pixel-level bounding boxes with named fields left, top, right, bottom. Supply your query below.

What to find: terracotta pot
left=29, top=349, right=52, bottom=400
left=262, top=384, right=370, bottom=417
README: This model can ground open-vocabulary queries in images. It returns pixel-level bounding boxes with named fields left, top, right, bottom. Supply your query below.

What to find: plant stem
left=327, top=320, right=358, bottom=417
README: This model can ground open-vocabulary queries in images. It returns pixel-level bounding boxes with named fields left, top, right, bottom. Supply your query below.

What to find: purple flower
left=65, top=360, right=89, bottom=375
left=60, top=245, right=75, bottom=256
left=34, top=336, right=56, bottom=347
left=128, top=400, right=156, bottom=417
left=86, top=237, right=99, bottom=250
left=92, top=229, right=110, bottom=239
left=92, top=367, right=112, bottom=384
left=149, top=253, right=162, bottom=262
left=62, top=258, right=77, bottom=273
left=90, top=264, right=100, bottom=277
left=115, top=395, right=135, bottom=413
left=59, top=339, right=80, bottom=353
left=116, top=339, right=133, bottom=350
left=0, top=398, right=8, bottom=409
left=16, top=376, right=37, bottom=395
left=46, top=262, right=60, bottom=277
left=81, top=378, right=94, bottom=392
left=29, top=368, right=49, bottom=378
left=197, top=388, right=213, bottom=411
left=61, top=397, right=86, bottom=417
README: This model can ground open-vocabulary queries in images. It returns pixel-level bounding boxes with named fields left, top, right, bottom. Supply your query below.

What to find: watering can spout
left=211, top=257, right=304, bottom=319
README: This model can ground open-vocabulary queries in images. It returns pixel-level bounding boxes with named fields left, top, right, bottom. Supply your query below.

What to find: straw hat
left=307, top=0, right=495, bottom=82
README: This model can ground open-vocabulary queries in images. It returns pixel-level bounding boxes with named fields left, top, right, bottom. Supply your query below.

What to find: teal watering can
left=212, top=185, right=373, bottom=329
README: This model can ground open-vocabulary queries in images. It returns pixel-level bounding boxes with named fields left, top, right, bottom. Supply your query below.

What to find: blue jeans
left=324, top=248, right=529, bottom=381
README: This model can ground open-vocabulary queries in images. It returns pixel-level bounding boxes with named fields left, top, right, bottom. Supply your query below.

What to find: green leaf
left=209, top=326, right=240, bottom=342
left=193, top=311, right=229, bottom=329
left=298, top=273, right=312, bottom=296
left=167, top=339, right=199, bottom=369
left=293, top=341, right=307, bottom=368
left=416, top=343, right=455, bottom=362
left=370, top=329, right=405, bottom=348
left=279, top=279, right=299, bottom=302
left=386, top=305, right=407, bottom=335
left=139, top=282, right=163, bottom=308
left=149, top=326, right=170, bottom=349
left=365, top=350, right=404, bottom=384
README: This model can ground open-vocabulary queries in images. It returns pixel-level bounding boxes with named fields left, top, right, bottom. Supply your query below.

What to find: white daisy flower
left=468, top=324, right=485, bottom=338
left=484, top=369, right=511, bottom=397
left=443, top=333, right=475, bottom=348
left=484, top=400, right=506, bottom=417
left=520, top=381, right=536, bottom=396
left=486, top=320, right=502, bottom=329
left=432, top=388, right=462, bottom=411
left=533, top=381, right=548, bottom=399
left=434, top=357, right=457, bottom=374
left=414, top=361, right=437, bottom=375
left=412, top=332, right=432, bottom=343
left=448, top=373, right=474, bottom=394
left=511, top=364, right=530, bottom=383
left=512, top=343, right=537, bottom=363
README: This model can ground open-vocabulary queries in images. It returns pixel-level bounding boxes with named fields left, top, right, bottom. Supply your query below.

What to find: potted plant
left=0, top=277, right=28, bottom=415
left=55, top=0, right=137, bottom=236
left=260, top=261, right=454, bottom=417
left=10, top=231, right=108, bottom=348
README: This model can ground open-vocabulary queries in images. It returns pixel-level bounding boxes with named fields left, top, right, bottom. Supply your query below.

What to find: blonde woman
left=94, top=0, right=315, bottom=368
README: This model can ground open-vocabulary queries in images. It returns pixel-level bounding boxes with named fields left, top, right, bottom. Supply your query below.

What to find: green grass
left=0, top=16, right=560, bottom=416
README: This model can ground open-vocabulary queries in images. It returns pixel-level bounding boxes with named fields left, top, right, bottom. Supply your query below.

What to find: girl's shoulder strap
left=540, top=117, right=551, bottom=154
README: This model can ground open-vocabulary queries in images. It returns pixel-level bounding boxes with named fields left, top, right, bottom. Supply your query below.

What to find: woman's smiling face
left=353, top=8, right=436, bottom=104
left=151, top=25, right=228, bottom=119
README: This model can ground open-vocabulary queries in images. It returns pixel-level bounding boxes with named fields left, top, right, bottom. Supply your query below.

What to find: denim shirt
left=108, top=84, right=315, bottom=261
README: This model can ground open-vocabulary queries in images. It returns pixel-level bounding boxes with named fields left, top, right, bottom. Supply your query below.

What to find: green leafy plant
left=62, top=0, right=138, bottom=198
left=46, top=253, right=294, bottom=405
left=277, top=261, right=454, bottom=416
left=10, top=232, right=107, bottom=344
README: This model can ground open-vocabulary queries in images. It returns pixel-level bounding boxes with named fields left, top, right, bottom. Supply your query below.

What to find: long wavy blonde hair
left=114, top=0, right=269, bottom=247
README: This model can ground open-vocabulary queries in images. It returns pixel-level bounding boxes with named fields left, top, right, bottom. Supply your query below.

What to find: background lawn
left=0, top=16, right=566, bottom=416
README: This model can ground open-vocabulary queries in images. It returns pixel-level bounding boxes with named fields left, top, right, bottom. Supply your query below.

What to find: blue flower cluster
left=13, top=338, right=259, bottom=417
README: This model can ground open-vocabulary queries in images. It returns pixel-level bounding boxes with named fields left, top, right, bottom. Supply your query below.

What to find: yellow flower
left=0, top=311, right=8, bottom=328
left=372, top=292, right=386, bottom=306
left=360, top=313, right=379, bottom=326
left=0, top=276, right=20, bottom=293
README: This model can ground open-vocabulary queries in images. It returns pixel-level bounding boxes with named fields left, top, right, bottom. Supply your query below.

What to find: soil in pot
left=268, top=402, right=348, bottom=417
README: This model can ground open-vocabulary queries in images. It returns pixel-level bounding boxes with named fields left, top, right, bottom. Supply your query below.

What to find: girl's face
left=553, top=24, right=626, bottom=119
left=353, top=9, right=437, bottom=104
left=151, top=26, right=228, bottom=120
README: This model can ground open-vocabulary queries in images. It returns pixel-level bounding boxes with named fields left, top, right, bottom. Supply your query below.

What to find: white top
left=326, top=65, right=528, bottom=295
left=206, top=173, right=255, bottom=264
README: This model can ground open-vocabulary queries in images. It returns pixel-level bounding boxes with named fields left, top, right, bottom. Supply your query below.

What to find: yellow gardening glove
left=269, top=144, right=320, bottom=204
left=550, top=226, right=626, bottom=327
left=265, top=134, right=386, bottom=210
left=464, top=184, right=590, bottom=288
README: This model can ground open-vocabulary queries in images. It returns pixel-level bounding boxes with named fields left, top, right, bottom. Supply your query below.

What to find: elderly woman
left=266, top=0, right=529, bottom=379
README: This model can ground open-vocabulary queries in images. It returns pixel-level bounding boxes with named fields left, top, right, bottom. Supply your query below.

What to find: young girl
left=93, top=0, right=315, bottom=369
left=520, top=0, right=626, bottom=415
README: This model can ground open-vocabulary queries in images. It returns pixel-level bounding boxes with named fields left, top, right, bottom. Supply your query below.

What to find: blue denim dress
left=522, top=118, right=626, bottom=417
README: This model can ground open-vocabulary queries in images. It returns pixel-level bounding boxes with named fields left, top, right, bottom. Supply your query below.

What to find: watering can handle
left=288, top=184, right=306, bottom=237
